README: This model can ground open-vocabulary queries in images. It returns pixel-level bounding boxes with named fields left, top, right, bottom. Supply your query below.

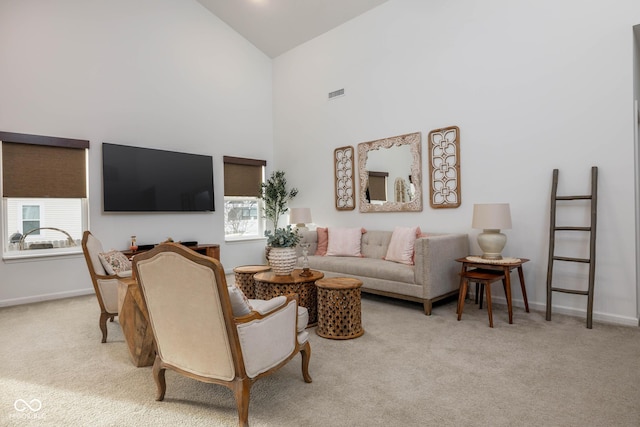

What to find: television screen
left=102, top=143, right=214, bottom=212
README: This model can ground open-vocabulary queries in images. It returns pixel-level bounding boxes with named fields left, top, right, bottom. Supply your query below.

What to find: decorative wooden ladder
left=545, top=167, right=598, bottom=329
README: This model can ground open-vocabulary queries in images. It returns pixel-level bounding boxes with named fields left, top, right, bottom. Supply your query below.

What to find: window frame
left=223, top=156, right=267, bottom=243
left=19, top=202, right=43, bottom=236
left=2, top=198, right=89, bottom=259
left=1, top=132, right=89, bottom=260
left=223, top=196, right=265, bottom=242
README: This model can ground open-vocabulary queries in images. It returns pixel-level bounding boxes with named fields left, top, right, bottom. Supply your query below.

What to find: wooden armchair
left=81, top=230, right=130, bottom=343
left=132, top=243, right=312, bottom=427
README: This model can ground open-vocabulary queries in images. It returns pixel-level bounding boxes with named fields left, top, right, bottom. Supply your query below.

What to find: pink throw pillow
left=326, top=227, right=363, bottom=257
left=315, top=227, right=328, bottom=256
left=385, top=226, right=420, bottom=265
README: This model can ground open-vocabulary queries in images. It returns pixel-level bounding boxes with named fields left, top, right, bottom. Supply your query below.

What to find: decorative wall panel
left=428, top=126, right=461, bottom=209
left=334, top=146, right=355, bottom=210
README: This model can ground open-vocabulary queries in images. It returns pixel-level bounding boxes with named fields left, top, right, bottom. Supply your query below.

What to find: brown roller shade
left=368, top=172, right=388, bottom=201
left=223, top=156, right=266, bottom=197
left=2, top=141, right=87, bottom=198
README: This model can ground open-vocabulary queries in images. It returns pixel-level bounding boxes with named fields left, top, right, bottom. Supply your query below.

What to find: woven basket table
left=253, top=269, right=324, bottom=326
left=315, top=277, right=364, bottom=339
left=233, top=265, right=271, bottom=299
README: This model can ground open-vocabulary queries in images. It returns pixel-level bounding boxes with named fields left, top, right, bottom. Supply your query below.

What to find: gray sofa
left=295, top=229, right=469, bottom=315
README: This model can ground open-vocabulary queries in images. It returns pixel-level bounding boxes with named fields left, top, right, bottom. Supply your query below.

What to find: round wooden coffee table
left=253, top=269, right=324, bottom=326
left=315, top=277, right=364, bottom=339
left=233, top=265, right=271, bottom=299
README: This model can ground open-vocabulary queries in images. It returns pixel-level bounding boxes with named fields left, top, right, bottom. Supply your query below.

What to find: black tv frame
left=102, top=142, right=215, bottom=213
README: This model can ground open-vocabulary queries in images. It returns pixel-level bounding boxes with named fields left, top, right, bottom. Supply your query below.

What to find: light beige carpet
left=1, top=277, right=639, bottom=427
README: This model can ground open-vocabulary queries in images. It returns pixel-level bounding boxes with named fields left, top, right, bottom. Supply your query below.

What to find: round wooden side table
left=315, top=277, right=364, bottom=339
left=233, top=265, right=271, bottom=299
left=253, top=269, right=324, bottom=326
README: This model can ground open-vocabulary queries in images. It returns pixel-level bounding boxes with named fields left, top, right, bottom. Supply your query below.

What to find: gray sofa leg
left=423, top=300, right=432, bottom=315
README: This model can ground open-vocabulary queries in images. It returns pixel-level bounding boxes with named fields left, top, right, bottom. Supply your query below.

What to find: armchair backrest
left=81, top=230, right=119, bottom=314
left=133, top=243, right=243, bottom=380
left=82, top=230, right=107, bottom=276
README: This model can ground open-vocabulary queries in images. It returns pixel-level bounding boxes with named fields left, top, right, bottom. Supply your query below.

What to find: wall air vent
left=328, top=88, right=345, bottom=100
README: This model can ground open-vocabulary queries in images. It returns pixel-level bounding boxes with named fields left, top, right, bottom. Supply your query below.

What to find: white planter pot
left=268, top=247, right=297, bottom=276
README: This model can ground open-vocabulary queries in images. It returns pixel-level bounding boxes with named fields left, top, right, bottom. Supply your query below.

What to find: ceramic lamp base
left=477, top=229, right=507, bottom=260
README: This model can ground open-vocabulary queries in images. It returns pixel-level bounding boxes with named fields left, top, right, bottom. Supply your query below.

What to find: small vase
left=268, top=247, right=297, bottom=276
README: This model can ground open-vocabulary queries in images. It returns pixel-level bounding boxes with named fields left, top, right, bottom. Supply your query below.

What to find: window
left=21, top=204, right=41, bottom=235
left=368, top=171, right=389, bottom=203
left=223, top=156, right=266, bottom=241
left=1, top=131, right=89, bottom=257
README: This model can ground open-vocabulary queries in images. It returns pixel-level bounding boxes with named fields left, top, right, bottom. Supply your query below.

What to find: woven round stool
left=233, top=265, right=270, bottom=299
left=315, top=277, right=364, bottom=339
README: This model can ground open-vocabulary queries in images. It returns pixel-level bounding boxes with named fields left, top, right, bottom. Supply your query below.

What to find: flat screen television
left=102, top=143, right=214, bottom=212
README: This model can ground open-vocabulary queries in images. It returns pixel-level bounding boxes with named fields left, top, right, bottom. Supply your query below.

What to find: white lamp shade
left=472, top=203, right=512, bottom=230
left=289, top=208, right=312, bottom=225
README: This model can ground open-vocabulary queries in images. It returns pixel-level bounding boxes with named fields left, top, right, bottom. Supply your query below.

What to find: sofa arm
left=414, top=233, right=469, bottom=299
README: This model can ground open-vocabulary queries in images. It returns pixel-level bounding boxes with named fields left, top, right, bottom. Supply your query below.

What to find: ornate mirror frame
left=334, top=145, right=355, bottom=210
left=357, top=132, right=422, bottom=213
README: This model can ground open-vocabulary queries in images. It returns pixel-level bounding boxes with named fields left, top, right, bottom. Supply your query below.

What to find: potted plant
left=259, top=171, right=299, bottom=232
left=264, top=225, right=301, bottom=248
left=264, top=225, right=301, bottom=275
left=259, top=171, right=300, bottom=275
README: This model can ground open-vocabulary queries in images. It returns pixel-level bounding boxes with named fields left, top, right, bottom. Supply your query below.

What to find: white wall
left=3, top=0, right=640, bottom=326
left=274, top=0, right=640, bottom=325
left=0, top=0, right=273, bottom=305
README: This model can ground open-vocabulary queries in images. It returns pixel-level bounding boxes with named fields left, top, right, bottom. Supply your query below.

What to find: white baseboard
left=470, top=291, right=639, bottom=327
left=4, top=288, right=638, bottom=327
left=0, top=288, right=95, bottom=308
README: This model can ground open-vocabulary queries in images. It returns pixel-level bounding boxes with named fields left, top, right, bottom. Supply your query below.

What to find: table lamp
left=472, top=203, right=512, bottom=260
left=290, top=208, right=312, bottom=231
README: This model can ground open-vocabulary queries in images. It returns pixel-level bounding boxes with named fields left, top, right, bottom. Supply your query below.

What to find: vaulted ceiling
left=196, top=0, right=389, bottom=58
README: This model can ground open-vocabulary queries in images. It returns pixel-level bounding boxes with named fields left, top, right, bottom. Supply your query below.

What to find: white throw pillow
left=326, top=227, right=363, bottom=257
left=385, top=226, right=419, bottom=265
left=228, top=286, right=253, bottom=317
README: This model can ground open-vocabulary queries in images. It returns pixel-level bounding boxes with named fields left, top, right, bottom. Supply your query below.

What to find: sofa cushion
left=385, top=226, right=419, bottom=265
left=361, top=230, right=393, bottom=259
left=326, top=227, right=362, bottom=257
left=305, top=255, right=415, bottom=284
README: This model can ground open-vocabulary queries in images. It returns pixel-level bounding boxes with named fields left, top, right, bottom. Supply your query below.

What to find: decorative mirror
left=334, top=146, right=355, bottom=210
left=428, top=126, right=460, bottom=208
left=357, top=132, right=422, bottom=212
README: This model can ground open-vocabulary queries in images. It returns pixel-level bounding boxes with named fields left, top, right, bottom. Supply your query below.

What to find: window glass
left=223, top=156, right=266, bottom=242
left=21, top=205, right=41, bottom=235
left=4, top=198, right=85, bottom=254
left=224, top=197, right=262, bottom=240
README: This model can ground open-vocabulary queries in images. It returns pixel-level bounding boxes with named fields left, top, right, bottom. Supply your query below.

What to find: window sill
left=225, top=236, right=267, bottom=244
left=3, top=247, right=83, bottom=262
